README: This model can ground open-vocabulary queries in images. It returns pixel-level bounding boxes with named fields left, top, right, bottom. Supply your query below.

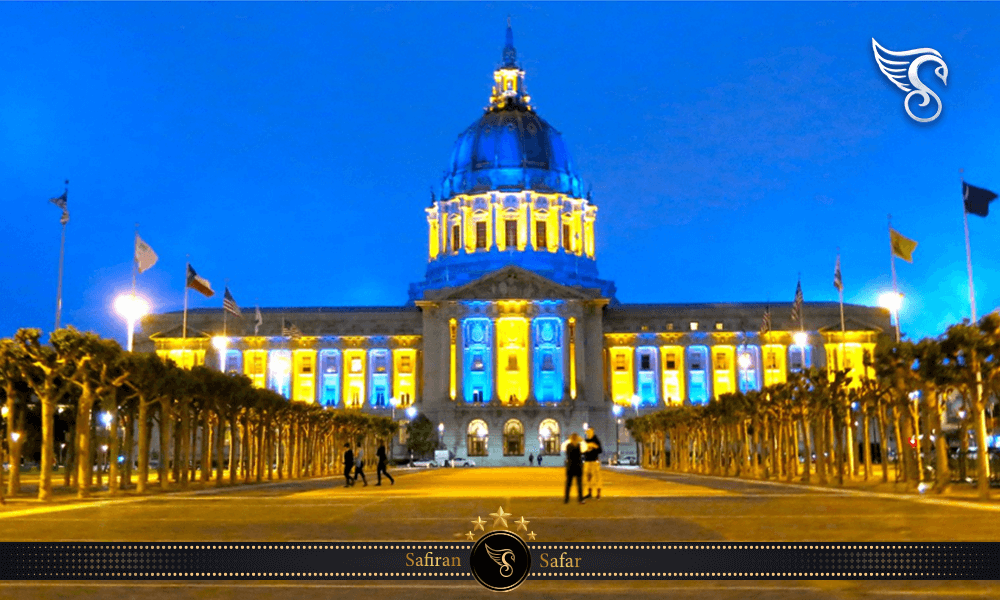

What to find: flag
left=833, top=256, right=843, bottom=293
left=890, top=228, right=918, bottom=263
left=49, top=191, right=67, bottom=211
left=963, top=181, right=998, bottom=217
left=761, top=306, right=772, bottom=335
left=790, top=280, right=804, bottom=325
left=282, top=319, right=302, bottom=339
left=60, top=210, right=69, bottom=226
left=135, top=235, right=158, bottom=273
left=223, top=287, right=241, bottom=317
left=186, top=264, right=215, bottom=297
left=254, top=305, right=263, bottom=335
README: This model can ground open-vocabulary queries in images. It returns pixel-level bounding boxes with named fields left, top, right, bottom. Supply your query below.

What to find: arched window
left=503, top=419, right=524, bottom=456
left=467, top=420, right=489, bottom=457
left=539, top=419, right=560, bottom=455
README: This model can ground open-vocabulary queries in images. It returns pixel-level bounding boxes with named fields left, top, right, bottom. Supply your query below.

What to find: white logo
left=485, top=544, right=515, bottom=577
left=872, top=38, right=948, bottom=123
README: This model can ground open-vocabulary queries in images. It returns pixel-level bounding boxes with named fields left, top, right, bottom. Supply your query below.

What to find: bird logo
left=872, top=38, right=948, bottom=123
left=485, top=544, right=515, bottom=577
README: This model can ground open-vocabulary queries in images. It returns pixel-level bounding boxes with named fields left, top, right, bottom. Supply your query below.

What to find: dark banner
left=1, top=542, right=998, bottom=582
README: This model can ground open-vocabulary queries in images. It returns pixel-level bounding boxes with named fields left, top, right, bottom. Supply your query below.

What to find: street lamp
left=630, top=394, right=641, bottom=415
left=100, top=412, right=113, bottom=429
left=114, top=293, right=150, bottom=352
left=612, top=404, right=623, bottom=463
left=390, top=396, right=399, bottom=420
left=212, top=336, right=228, bottom=372
left=406, top=406, right=417, bottom=420
left=438, top=422, right=445, bottom=449
left=878, top=291, right=903, bottom=342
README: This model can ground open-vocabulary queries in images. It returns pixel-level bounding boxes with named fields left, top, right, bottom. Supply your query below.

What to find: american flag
left=223, top=287, right=242, bottom=317
left=761, top=306, right=772, bottom=335
left=790, top=280, right=804, bottom=326
left=282, top=319, right=302, bottom=339
left=833, top=256, right=843, bottom=293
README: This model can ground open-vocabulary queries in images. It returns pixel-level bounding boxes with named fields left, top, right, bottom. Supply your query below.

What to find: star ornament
left=515, top=516, right=530, bottom=532
left=471, top=516, right=486, bottom=532
left=489, top=506, right=512, bottom=529
left=465, top=531, right=475, bottom=541
left=527, top=531, right=537, bottom=541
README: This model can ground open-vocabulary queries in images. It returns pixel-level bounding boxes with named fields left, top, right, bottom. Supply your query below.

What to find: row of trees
left=625, top=314, right=1000, bottom=498
left=0, top=327, right=401, bottom=501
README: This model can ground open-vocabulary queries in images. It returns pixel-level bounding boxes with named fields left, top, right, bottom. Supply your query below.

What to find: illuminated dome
left=442, top=107, right=584, bottom=198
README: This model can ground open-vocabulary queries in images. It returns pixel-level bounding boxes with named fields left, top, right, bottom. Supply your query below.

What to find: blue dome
left=441, top=106, right=585, bottom=198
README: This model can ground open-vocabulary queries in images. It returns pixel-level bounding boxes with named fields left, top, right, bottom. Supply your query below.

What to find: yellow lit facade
left=393, top=348, right=417, bottom=407
left=343, top=349, right=366, bottom=408
left=157, top=349, right=205, bottom=370
left=292, top=350, right=317, bottom=404
left=762, top=344, right=787, bottom=387
left=660, top=345, right=684, bottom=405
left=496, top=316, right=529, bottom=404
left=609, top=346, right=635, bottom=405
left=244, top=349, right=267, bottom=388
left=711, top=346, right=736, bottom=398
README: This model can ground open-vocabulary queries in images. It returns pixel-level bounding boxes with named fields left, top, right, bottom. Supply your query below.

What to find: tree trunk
left=878, top=402, right=890, bottom=483
left=814, top=417, right=827, bottom=485
left=38, top=399, right=55, bottom=501
left=214, top=417, right=225, bottom=486
left=974, top=397, right=991, bottom=499
left=200, top=412, right=212, bottom=484
left=158, top=403, right=171, bottom=490
left=891, top=407, right=905, bottom=483
left=228, top=417, right=239, bottom=485
left=4, top=392, right=22, bottom=495
left=929, top=390, right=950, bottom=493
left=108, top=402, right=121, bottom=496
left=122, top=411, right=134, bottom=491
left=178, top=404, right=191, bottom=488
left=844, top=401, right=856, bottom=480
left=138, top=398, right=151, bottom=493
left=863, top=413, right=872, bottom=482
left=75, top=389, right=96, bottom=498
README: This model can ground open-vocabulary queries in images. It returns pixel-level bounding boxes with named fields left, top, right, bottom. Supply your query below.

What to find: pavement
left=1, top=466, right=998, bottom=599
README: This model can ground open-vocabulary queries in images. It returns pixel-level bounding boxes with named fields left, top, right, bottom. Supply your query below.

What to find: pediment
left=148, top=325, right=211, bottom=340
left=424, top=266, right=603, bottom=302
left=817, top=317, right=885, bottom=334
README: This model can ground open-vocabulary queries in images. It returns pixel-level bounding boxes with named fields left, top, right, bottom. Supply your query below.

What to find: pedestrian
left=537, top=454, right=543, bottom=466
left=583, top=427, right=603, bottom=500
left=376, top=444, right=394, bottom=486
left=564, top=432, right=585, bottom=504
left=343, top=443, right=354, bottom=488
left=528, top=452, right=534, bottom=466
left=353, top=446, right=368, bottom=486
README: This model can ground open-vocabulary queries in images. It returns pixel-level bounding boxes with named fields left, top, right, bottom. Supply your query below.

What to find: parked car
left=610, top=456, right=637, bottom=466
left=448, top=457, right=476, bottom=467
left=411, top=459, right=439, bottom=468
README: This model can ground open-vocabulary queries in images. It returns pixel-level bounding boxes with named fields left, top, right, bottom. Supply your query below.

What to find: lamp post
left=212, top=336, right=228, bottom=372
left=438, top=423, right=445, bottom=450
left=390, top=396, right=399, bottom=421
left=612, top=404, right=623, bottom=463
left=738, top=351, right=751, bottom=390
left=879, top=291, right=903, bottom=343
left=114, top=293, right=150, bottom=352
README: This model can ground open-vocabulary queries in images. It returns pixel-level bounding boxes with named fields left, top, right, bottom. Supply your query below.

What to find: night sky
left=3, top=2, right=999, bottom=345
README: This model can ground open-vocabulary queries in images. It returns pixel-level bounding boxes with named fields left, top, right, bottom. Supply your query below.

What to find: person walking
left=564, top=432, right=585, bottom=504
left=353, top=446, right=368, bottom=486
left=376, top=444, right=394, bottom=486
left=343, top=443, right=354, bottom=488
left=537, top=454, right=543, bottom=466
left=528, top=453, right=534, bottom=467
left=583, top=427, right=603, bottom=500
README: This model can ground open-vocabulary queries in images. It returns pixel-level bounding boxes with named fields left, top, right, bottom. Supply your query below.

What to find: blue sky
left=2, top=2, right=999, bottom=345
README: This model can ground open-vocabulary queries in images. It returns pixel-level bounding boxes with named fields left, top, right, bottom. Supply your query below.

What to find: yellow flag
left=890, top=228, right=918, bottom=263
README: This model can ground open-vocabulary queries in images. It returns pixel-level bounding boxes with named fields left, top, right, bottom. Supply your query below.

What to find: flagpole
left=888, top=214, right=901, bottom=342
left=53, top=181, right=69, bottom=330
left=961, top=176, right=978, bottom=323
left=837, top=251, right=846, bottom=371
left=132, top=224, right=139, bottom=296
left=183, top=259, right=190, bottom=341
left=798, top=273, right=806, bottom=368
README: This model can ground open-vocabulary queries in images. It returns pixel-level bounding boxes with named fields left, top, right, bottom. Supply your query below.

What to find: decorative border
left=0, top=543, right=996, bottom=580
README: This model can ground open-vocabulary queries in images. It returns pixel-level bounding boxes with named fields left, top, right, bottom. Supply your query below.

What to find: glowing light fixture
left=793, top=331, right=808, bottom=347
left=738, top=353, right=751, bottom=370
left=114, top=293, right=150, bottom=352
left=406, top=407, right=417, bottom=420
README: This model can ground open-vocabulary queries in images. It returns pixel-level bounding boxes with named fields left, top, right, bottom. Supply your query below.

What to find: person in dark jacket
left=376, top=444, right=394, bottom=486
left=583, top=428, right=603, bottom=500
left=528, top=453, right=534, bottom=466
left=564, top=432, right=585, bottom=504
left=353, top=447, right=368, bottom=486
left=343, top=443, right=354, bottom=488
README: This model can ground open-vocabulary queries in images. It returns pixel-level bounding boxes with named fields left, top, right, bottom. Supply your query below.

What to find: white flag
left=135, top=235, right=158, bottom=273
left=255, top=305, right=263, bottom=336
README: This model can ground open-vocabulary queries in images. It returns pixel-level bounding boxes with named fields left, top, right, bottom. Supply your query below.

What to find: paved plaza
left=2, top=467, right=999, bottom=599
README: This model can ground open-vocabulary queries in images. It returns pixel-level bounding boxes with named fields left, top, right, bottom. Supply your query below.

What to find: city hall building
left=139, top=27, right=891, bottom=464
